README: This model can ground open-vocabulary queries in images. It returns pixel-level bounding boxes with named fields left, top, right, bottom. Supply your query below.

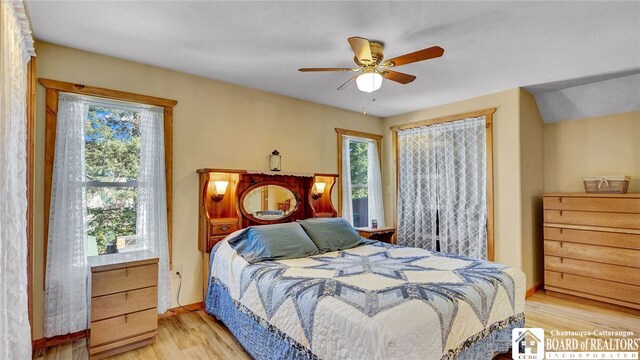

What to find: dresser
left=88, top=252, right=159, bottom=359
left=543, top=193, right=640, bottom=310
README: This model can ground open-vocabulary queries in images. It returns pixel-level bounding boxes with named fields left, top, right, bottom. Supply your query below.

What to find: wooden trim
left=32, top=330, right=89, bottom=351
left=335, top=128, right=383, bottom=217
left=389, top=107, right=497, bottom=132
left=38, top=78, right=177, bottom=107
left=485, top=112, right=495, bottom=261
left=526, top=281, right=544, bottom=298
left=26, top=56, right=36, bottom=334
left=40, top=79, right=177, bottom=286
left=545, top=289, right=640, bottom=315
left=158, top=302, right=204, bottom=320
left=391, top=108, right=496, bottom=261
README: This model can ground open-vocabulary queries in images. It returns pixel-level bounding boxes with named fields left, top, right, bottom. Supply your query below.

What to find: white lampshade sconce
left=211, top=180, right=229, bottom=202
left=312, top=182, right=326, bottom=200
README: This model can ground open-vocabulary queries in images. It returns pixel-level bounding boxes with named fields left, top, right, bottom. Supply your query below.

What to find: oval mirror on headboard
left=239, top=182, right=299, bottom=223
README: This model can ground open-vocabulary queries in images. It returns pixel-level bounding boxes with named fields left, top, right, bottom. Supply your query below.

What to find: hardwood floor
left=35, top=291, right=639, bottom=360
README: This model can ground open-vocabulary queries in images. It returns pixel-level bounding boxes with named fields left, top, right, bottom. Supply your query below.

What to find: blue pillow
left=227, top=223, right=319, bottom=263
left=297, top=218, right=370, bottom=253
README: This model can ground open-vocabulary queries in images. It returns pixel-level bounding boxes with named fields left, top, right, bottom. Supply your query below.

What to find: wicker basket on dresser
left=543, top=193, right=640, bottom=310
left=88, top=252, right=159, bottom=359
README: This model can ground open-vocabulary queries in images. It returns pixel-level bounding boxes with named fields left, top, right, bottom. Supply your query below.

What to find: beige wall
left=382, top=89, right=525, bottom=276
left=32, top=42, right=382, bottom=339
left=544, top=111, right=640, bottom=193
left=519, top=89, right=545, bottom=287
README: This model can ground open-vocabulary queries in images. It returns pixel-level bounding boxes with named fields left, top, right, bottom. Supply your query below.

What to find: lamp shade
left=356, top=72, right=383, bottom=93
left=314, top=182, right=326, bottom=194
left=214, top=180, right=229, bottom=195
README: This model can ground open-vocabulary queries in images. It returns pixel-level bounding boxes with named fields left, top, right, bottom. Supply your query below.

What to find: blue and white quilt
left=209, top=238, right=525, bottom=359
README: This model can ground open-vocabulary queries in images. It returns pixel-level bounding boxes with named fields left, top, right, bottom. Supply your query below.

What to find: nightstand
left=88, top=251, right=158, bottom=359
left=356, top=227, right=396, bottom=244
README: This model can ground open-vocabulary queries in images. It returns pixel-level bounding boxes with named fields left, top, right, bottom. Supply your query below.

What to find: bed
left=205, top=233, right=525, bottom=360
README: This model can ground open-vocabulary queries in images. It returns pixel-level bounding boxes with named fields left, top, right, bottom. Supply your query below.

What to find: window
left=336, top=129, right=384, bottom=228
left=392, top=109, right=495, bottom=260
left=85, top=105, right=141, bottom=255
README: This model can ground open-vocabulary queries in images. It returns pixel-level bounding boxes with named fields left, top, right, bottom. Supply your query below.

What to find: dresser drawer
left=210, top=221, right=238, bottom=236
left=545, top=256, right=640, bottom=286
left=544, top=210, right=640, bottom=229
left=90, top=308, right=157, bottom=347
left=91, top=286, right=157, bottom=322
left=545, top=271, right=640, bottom=306
left=92, top=264, right=158, bottom=297
left=544, top=196, right=640, bottom=213
left=544, top=240, right=639, bottom=267
left=544, top=227, right=640, bottom=249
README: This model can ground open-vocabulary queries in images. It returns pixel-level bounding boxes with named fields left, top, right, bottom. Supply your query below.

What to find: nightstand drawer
left=92, top=264, right=158, bottom=297
left=90, top=308, right=157, bottom=347
left=91, top=286, right=157, bottom=322
left=211, top=221, right=238, bottom=236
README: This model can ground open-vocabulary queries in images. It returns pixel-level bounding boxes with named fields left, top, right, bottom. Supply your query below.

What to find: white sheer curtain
left=44, top=94, right=90, bottom=337
left=0, top=1, right=35, bottom=357
left=341, top=135, right=353, bottom=225
left=136, top=106, right=171, bottom=313
left=341, top=135, right=384, bottom=227
left=366, top=140, right=384, bottom=227
left=397, top=116, right=487, bottom=259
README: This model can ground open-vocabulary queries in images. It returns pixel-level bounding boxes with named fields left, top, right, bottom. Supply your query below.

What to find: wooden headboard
left=196, top=168, right=338, bottom=253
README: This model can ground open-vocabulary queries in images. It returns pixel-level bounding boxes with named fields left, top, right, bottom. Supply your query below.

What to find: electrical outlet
left=172, top=264, right=183, bottom=279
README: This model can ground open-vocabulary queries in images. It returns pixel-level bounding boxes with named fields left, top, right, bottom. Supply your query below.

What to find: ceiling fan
left=299, top=37, right=444, bottom=93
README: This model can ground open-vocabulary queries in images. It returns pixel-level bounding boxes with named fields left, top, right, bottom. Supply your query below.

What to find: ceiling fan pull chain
left=362, top=91, right=367, bottom=115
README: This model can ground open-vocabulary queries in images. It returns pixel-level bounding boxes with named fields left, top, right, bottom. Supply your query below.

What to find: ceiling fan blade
left=337, top=75, right=357, bottom=90
left=384, top=46, right=444, bottom=67
left=382, top=70, right=417, bottom=84
left=298, top=67, right=355, bottom=72
left=347, top=36, right=372, bottom=63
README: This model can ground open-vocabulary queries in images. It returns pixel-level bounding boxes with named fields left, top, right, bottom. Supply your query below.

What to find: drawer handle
left=560, top=242, right=563, bottom=248
left=221, top=225, right=231, bottom=231
left=560, top=273, right=564, bottom=279
left=125, top=314, right=128, bottom=323
left=559, top=210, right=563, bottom=216
left=125, top=291, right=128, bottom=300
left=560, top=228, right=563, bottom=235
left=125, top=267, right=129, bottom=277
left=560, top=257, right=564, bottom=264
left=559, top=197, right=563, bottom=203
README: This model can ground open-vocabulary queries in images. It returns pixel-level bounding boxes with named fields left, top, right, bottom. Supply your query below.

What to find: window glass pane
left=85, top=106, right=140, bottom=182
left=349, top=140, right=369, bottom=227
left=87, top=187, right=138, bottom=255
left=85, top=105, right=141, bottom=255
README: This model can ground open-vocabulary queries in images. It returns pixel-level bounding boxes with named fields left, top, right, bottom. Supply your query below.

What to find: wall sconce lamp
left=269, top=150, right=282, bottom=172
left=312, top=182, right=326, bottom=200
left=211, top=180, right=229, bottom=202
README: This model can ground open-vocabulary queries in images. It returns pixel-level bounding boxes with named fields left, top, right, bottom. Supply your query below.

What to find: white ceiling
left=26, top=1, right=640, bottom=117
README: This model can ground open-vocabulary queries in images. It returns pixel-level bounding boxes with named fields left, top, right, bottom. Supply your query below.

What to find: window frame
left=40, top=78, right=177, bottom=278
left=335, top=128, right=383, bottom=221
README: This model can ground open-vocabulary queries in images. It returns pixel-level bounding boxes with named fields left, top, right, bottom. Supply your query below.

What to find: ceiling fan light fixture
left=356, top=72, right=383, bottom=93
